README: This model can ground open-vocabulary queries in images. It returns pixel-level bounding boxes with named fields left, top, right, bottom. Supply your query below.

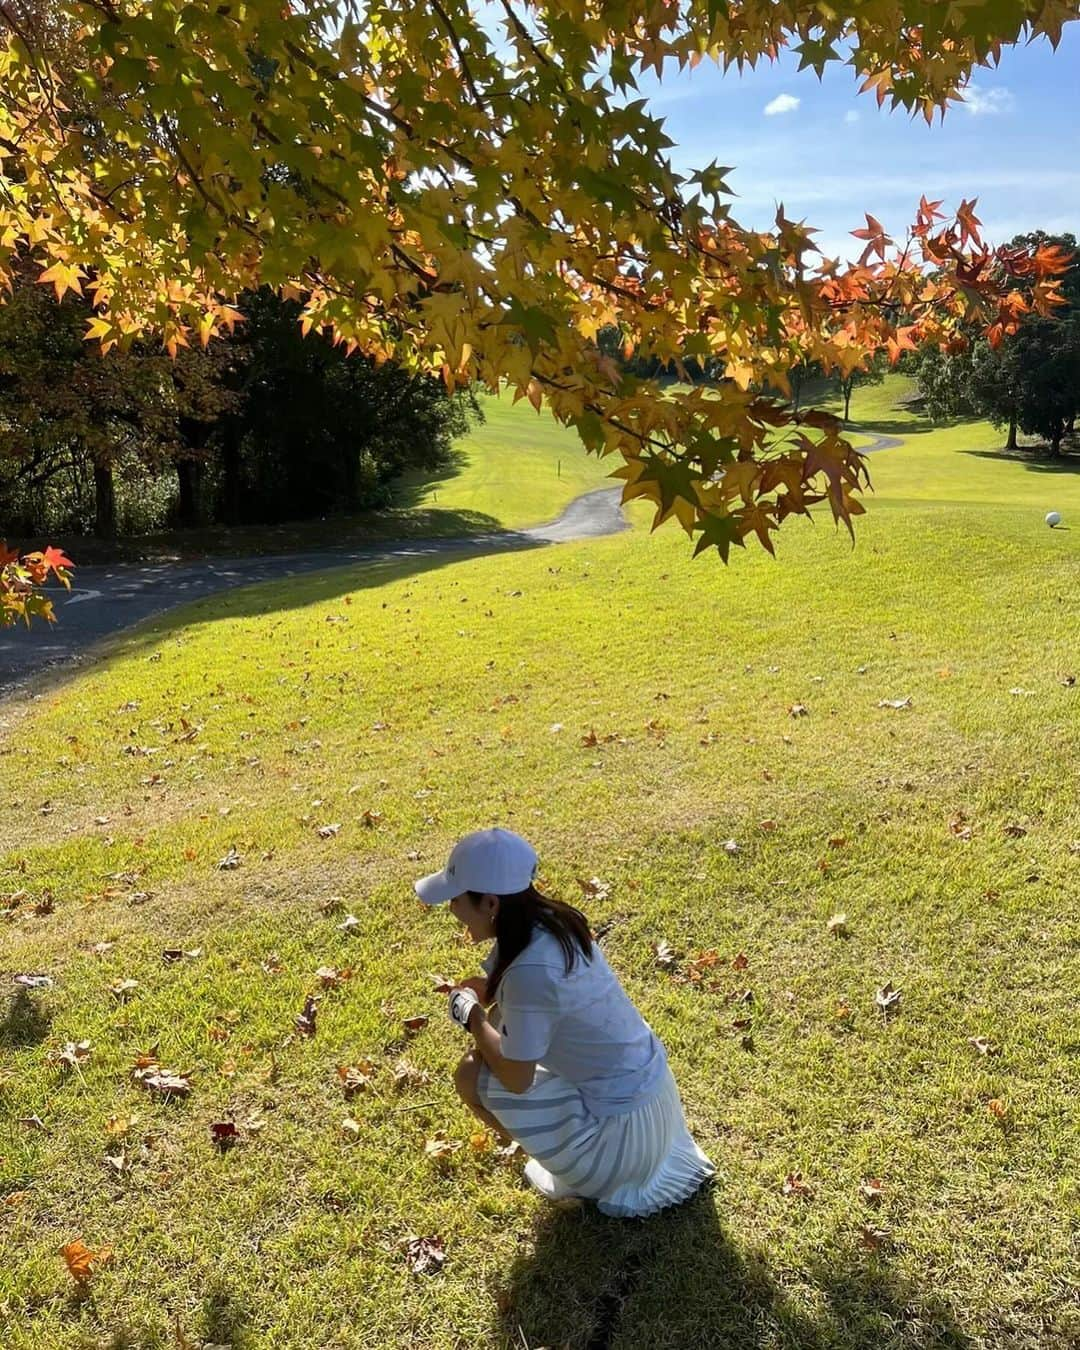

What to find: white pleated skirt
left=477, top=1060, right=715, bottom=1219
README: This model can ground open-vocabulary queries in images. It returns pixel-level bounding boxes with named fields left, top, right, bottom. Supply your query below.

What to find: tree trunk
left=93, top=459, right=117, bottom=539
left=218, top=419, right=243, bottom=523
left=1006, top=416, right=1018, bottom=451
left=175, top=458, right=203, bottom=526
left=842, top=380, right=852, bottom=423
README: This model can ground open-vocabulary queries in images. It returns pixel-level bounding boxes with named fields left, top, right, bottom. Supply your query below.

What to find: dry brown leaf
left=424, top=1132, right=461, bottom=1162
left=968, top=1036, right=1000, bottom=1056
left=827, top=913, right=848, bottom=936
left=216, top=847, right=242, bottom=869
left=403, top=1015, right=429, bottom=1035
left=392, top=1059, right=430, bottom=1092
left=468, top=1130, right=492, bottom=1153
left=859, top=1178, right=886, bottom=1203
left=731, top=952, right=749, bottom=971
left=987, top=1098, right=1009, bottom=1121
left=781, top=1170, right=814, bottom=1199
left=60, top=1238, right=113, bottom=1285
left=429, top=974, right=454, bottom=994
left=337, top=1061, right=377, bottom=1097
left=403, top=1234, right=446, bottom=1275
left=789, top=703, right=809, bottom=718
left=295, top=995, right=318, bottom=1037
left=109, top=978, right=139, bottom=1000
left=1003, top=823, right=1027, bottom=838
left=758, top=818, right=778, bottom=832
left=874, top=983, right=902, bottom=1014
left=316, top=822, right=342, bottom=839
left=859, top=1223, right=891, bottom=1250
left=51, top=1040, right=91, bottom=1072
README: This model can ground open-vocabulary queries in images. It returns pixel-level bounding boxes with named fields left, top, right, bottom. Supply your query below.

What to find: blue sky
left=630, top=28, right=1080, bottom=261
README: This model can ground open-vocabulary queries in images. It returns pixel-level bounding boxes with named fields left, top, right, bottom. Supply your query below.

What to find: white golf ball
left=1046, top=511, right=1062, bottom=528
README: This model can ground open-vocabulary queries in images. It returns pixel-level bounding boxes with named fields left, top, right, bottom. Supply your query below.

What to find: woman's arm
left=467, top=1004, right=536, bottom=1094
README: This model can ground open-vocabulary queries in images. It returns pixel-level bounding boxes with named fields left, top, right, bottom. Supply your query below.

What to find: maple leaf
left=403, top=1014, right=429, bottom=1035
left=60, top=1238, right=112, bottom=1285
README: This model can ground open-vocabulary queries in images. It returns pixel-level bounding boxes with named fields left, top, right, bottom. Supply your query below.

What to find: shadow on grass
left=961, top=447, right=1080, bottom=474
left=844, top=416, right=935, bottom=437
left=495, top=1185, right=971, bottom=1350
left=0, top=989, right=51, bottom=1048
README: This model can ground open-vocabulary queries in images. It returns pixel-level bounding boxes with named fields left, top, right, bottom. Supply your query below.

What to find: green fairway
left=2, top=378, right=1079, bottom=1348
left=396, top=386, right=616, bottom=528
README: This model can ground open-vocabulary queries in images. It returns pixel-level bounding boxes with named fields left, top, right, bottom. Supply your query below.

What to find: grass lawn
left=2, top=377, right=1079, bottom=1348
left=395, top=386, right=614, bottom=529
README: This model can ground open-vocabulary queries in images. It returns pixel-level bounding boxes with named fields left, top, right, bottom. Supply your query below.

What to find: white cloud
left=961, top=85, right=1015, bottom=115
left=764, top=93, right=800, bottom=116
left=844, top=109, right=860, bottom=124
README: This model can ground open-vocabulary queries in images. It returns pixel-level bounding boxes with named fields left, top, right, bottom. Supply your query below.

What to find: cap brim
left=414, top=869, right=459, bottom=906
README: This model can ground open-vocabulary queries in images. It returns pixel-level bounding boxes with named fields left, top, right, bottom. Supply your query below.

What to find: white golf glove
left=448, top=986, right=481, bottom=1032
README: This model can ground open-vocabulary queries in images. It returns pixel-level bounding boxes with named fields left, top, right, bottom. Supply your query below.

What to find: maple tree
left=1, top=2, right=1077, bottom=567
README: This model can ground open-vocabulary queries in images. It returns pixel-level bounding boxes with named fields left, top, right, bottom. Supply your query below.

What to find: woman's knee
left=453, top=1050, right=482, bottom=1105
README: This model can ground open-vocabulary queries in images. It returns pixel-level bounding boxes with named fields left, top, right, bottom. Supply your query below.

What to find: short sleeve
left=497, top=963, right=560, bottom=1062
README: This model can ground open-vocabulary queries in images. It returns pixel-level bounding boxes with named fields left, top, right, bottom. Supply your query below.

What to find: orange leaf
left=61, top=1238, right=112, bottom=1284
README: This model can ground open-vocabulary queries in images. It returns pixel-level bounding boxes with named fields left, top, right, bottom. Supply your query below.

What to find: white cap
left=413, top=827, right=539, bottom=906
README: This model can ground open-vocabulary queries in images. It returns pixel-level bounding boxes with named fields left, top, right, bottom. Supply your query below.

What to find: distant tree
left=912, top=232, right=1079, bottom=456
left=837, top=353, right=888, bottom=424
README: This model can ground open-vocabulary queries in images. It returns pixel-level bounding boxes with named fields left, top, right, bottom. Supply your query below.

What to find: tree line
left=909, top=231, right=1080, bottom=456
left=0, top=261, right=480, bottom=540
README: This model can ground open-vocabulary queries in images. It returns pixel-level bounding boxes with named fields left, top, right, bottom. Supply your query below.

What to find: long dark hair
left=468, top=885, right=593, bottom=999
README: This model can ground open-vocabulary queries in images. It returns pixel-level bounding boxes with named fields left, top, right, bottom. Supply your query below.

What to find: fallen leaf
left=859, top=1178, right=886, bottom=1203
left=104, top=1114, right=134, bottom=1137
left=60, top=1238, right=113, bottom=1285
left=19, top=1113, right=49, bottom=1131
left=341, top=1117, right=361, bottom=1138
left=577, top=876, right=611, bottom=901
left=110, top=978, right=139, bottom=1000
left=782, top=1170, right=814, bottom=1199
left=392, top=1059, right=430, bottom=1091
left=295, top=995, right=318, bottom=1037
left=13, top=973, right=54, bottom=990
left=162, top=948, right=202, bottom=963
left=731, top=952, right=749, bottom=971
left=209, top=1121, right=240, bottom=1149
left=468, top=1130, right=492, bottom=1153
left=758, top=819, right=778, bottom=832
left=403, top=1234, right=446, bottom=1275
left=337, top=914, right=361, bottom=934
left=360, top=809, right=382, bottom=828
left=877, top=697, right=912, bottom=710
left=316, top=823, right=342, bottom=839
left=835, top=999, right=852, bottom=1021
left=987, top=1098, right=1009, bottom=1121
left=141, top=1069, right=192, bottom=1097
left=859, top=1223, right=891, bottom=1250
left=948, top=813, right=973, bottom=841
left=828, top=835, right=847, bottom=850
left=429, top=974, right=454, bottom=994
left=316, top=966, right=351, bottom=988
left=51, top=1040, right=92, bottom=1071
left=968, top=1036, right=1000, bottom=1056
left=580, top=728, right=599, bottom=747
left=337, top=1061, right=377, bottom=1097
left=874, top=983, right=902, bottom=1014
left=652, top=940, right=679, bottom=970
left=424, top=1132, right=461, bottom=1162
left=1003, top=823, right=1027, bottom=838
left=216, top=847, right=242, bottom=870
left=789, top=703, right=809, bottom=718
left=1008, top=687, right=1035, bottom=697
left=721, top=839, right=739, bottom=856
left=827, top=913, right=848, bottom=936
left=403, top=1014, right=429, bottom=1036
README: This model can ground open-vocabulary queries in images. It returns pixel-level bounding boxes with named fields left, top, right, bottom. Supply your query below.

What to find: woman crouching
left=415, top=827, right=715, bottom=1219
